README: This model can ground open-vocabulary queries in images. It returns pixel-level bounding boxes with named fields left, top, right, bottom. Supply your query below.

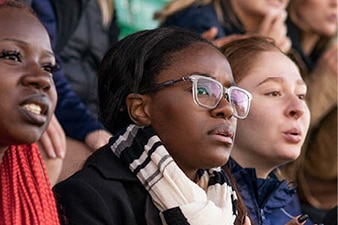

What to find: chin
left=20, top=130, right=43, bottom=144
left=281, top=153, right=301, bottom=163
left=216, top=154, right=232, bottom=167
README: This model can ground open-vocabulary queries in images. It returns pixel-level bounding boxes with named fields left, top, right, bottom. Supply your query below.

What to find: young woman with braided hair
left=0, top=1, right=60, bottom=224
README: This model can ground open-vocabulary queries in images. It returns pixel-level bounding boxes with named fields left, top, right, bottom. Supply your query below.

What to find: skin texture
left=289, top=0, right=338, bottom=75
left=291, top=0, right=337, bottom=38
left=231, top=0, right=289, bottom=27
left=203, top=0, right=291, bottom=52
left=129, top=43, right=237, bottom=180
left=0, top=7, right=57, bottom=158
left=231, top=50, right=310, bottom=179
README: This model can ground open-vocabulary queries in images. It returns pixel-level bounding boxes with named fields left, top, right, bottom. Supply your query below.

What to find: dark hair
left=97, top=27, right=215, bottom=134
left=323, top=206, right=338, bottom=225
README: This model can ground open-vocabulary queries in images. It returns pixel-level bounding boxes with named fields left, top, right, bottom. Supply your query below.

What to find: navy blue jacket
left=30, top=0, right=104, bottom=141
left=161, top=1, right=245, bottom=38
left=227, top=158, right=313, bottom=225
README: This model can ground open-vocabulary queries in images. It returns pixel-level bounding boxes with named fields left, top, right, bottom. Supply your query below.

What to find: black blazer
left=53, top=144, right=162, bottom=225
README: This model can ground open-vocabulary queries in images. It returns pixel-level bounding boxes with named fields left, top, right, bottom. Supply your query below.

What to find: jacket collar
left=84, top=142, right=139, bottom=182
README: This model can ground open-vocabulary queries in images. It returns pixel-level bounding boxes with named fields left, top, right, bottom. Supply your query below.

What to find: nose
left=285, top=95, right=308, bottom=119
left=210, top=97, right=234, bottom=119
left=22, top=65, right=53, bottom=92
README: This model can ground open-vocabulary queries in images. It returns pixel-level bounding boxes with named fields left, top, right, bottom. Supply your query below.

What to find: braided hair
left=0, top=144, right=60, bottom=225
left=0, top=1, right=60, bottom=224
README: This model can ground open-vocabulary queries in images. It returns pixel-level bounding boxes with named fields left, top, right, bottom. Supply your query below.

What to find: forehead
left=158, top=42, right=234, bottom=84
left=0, top=7, right=51, bottom=48
left=247, top=51, right=302, bottom=81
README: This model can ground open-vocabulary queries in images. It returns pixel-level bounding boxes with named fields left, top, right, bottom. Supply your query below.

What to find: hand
left=201, top=27, right=247, bottom=47
left=201, top=26, right=219, bottom=41
left=84, top=129, right=112, bottom=151
left=38, top=114, right=66, bottom=159
left=319, top=43, right=338, bottom=76
left=256, top=10, right=291, bottom=53
left=242, top=215, right=252, bottom=225
left=285, top=214, right=309, bottom=225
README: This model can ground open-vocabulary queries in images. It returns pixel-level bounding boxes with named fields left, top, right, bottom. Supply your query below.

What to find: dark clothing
left=30, top=0, right=105, bottom=141
left=161, top=1, right=244, bottom=38
left=286, top=17, right=322, bottom=73
left=52, top=0, right=119, bottom=117
left=53, top=143, right=186, bottom=225
left=227, top=158, right=312, bottom=225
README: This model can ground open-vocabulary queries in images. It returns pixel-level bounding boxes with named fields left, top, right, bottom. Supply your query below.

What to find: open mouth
left=214, top=129, right=233, bottom=138
left=283, top=128, right=302, bottom=143
left=22, top=103, right=43, bottom=115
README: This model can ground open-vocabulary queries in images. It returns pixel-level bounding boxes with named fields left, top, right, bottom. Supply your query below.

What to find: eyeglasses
left=140, top=75, right=252, bottom=119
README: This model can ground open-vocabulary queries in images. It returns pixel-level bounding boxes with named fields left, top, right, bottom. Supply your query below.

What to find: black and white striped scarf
left=110, top=124, right=238, bottom=225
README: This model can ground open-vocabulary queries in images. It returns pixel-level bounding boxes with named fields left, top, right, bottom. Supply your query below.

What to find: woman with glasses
left=221, top=36, right=312, bottom=225
left=53, top=27, right=252, bottom=225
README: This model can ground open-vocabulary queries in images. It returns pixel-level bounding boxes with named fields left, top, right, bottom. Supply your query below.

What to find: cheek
left=49, top=86, right=58, bottom=110
left=149, top=94, right=209, bottom=153
left=236, top=103, right=272, bottom=137
left=302, top=108, right=311, bottom=133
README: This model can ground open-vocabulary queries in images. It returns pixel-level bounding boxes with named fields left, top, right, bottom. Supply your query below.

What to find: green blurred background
left=115, top=0, right=170, bottom=39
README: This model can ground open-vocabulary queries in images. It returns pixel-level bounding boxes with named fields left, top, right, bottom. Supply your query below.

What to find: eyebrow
left=194, top=73, right=236, bottom=86
left=257, top=77, right=306, bottom=87
left=1, top=37, right=28, bottom=45
left=1, top=38, right=55, bottom=58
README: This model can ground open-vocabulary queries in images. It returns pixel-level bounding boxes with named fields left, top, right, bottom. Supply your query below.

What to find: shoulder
left=58, top=143, right=139, bottom=188
left=162, top=2, right=221, bottom=35
left=53, top=144, right=148, bottom=224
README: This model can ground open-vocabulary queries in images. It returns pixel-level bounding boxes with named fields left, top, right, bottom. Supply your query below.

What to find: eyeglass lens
left=195, top=77, right=250, bottom=118
left=229, top=88, right=250, bottom=118
left=195, top=79, right=222, bottom=107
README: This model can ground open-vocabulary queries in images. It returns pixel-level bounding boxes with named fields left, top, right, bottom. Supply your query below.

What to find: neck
left=0, top=146, right=7, bottom=163
left=301, top=32, right=320, bottom=56
left=231, top=153, right=273, bottom=179
left=231, top=1, right=262, bottom=32
left=290, top=10, right=320, bottom=55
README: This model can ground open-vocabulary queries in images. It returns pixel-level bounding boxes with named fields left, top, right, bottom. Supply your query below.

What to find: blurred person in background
left=20, top=0, right=113, bottom=185
left=52, top=0, right=119, bottom=119
left=155, top=0, right=291, bottom=52
left=283, top=0, right=337, bottom=223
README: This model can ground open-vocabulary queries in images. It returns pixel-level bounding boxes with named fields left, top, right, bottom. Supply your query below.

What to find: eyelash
left=0, top=50, right=21, bottom=62
left=0, top=50, right=58, bottom=74
left=266, top=91, right=281, bottom=97
left=266, top=91, right=306, bottom=100
left=42, top=63, right=59, bottom=74
left=297, top=94, right=306, bottom=100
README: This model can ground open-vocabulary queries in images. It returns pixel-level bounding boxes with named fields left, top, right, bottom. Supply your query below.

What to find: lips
left=208, top=124, right=235, bottom=144
left=19, top=94, right=50, bottom=126
left=266, top=0, right=285, bottom=8
left=282, top=127, right=303, bottom=143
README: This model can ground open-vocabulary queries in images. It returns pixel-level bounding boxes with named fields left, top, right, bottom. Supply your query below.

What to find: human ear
left=126, top=93, right=151, bottom=126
